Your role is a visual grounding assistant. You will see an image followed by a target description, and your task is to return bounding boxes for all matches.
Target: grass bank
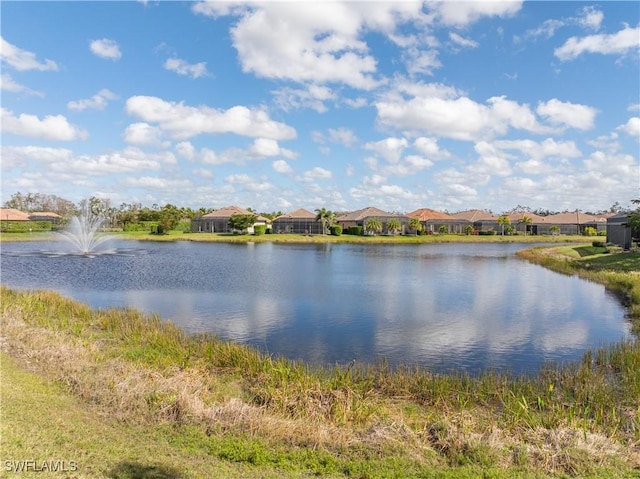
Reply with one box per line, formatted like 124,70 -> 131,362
1,230 -> 591,244
2,249 -> 639,479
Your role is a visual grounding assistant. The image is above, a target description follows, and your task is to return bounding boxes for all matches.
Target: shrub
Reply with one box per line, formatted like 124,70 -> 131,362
0,221 -> 52,233
478,230 -> 496,236
253,225 -> 266,236
330,225 -> 342,236
347,226 -> 363,236
592,240 -> 606,248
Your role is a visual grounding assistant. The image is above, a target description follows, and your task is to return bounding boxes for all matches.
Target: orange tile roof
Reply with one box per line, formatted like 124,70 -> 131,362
406,208 -> 454,221
0,208 -> 31,221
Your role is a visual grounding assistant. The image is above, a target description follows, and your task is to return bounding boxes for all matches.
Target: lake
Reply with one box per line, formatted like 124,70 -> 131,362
0,240 -> 631,375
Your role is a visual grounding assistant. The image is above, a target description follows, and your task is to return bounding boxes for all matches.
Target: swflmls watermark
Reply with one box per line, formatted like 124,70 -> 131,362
3,459 -> 78,472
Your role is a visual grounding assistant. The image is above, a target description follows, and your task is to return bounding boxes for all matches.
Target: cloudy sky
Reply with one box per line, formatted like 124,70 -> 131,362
1,1 -> 638,214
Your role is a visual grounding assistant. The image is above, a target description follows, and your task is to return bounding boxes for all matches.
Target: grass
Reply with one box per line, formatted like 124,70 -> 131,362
1,229 -> 592,244
2,253 -> 640,479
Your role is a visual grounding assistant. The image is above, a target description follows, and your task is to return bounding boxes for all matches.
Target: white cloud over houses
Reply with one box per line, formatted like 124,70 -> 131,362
164,57 -> 209,78
554,24 -> 640,61
125,96 -> 297,140
68,89 -> 117,111
90,39 -> 122,60
1,108 -> 87,141
0,37 -> 58,71
375,94 -> 556,141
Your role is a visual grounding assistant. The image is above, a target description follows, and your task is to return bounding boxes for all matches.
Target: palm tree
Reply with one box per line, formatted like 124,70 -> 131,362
364,218 -> 382,235
386,218 -> 402,235
408,218 -> 423,235
497,215 -> 511,236
438,225 -> 449,234
549,225 -> 560,236
464,224 -> 474,235
519,215 -> 532,236
314,208 -> 335,235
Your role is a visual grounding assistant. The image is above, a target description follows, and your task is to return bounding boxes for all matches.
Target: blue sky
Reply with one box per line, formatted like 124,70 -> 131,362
1,1 -> 639,214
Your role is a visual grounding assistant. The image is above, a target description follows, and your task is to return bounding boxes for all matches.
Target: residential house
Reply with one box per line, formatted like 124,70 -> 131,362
272,208 -> 323,234
536,211 -> 607,235
406,208 -> 460,234
505,212 -> 546,235
29,211 -> 63,226
191,206 -> 269,234
607,213 -> 637,249
450,210 -> 498,233
336,206 -> 409,234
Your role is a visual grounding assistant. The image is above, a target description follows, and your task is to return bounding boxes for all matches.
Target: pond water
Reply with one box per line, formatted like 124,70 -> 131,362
0,240 -> 631,375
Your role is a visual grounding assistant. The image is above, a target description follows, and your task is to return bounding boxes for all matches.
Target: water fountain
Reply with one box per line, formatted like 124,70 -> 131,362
57,209 -> 114,256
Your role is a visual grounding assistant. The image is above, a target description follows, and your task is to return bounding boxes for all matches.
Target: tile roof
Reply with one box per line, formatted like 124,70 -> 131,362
450,210 -> 497,221
406,208 -> 454,221
274,208 -> 317,220
0,208 -> 31,221
200,206 -> 268,222
506,211 -> 546,223
29,211 -> 62,218
336,206 -> 398,222
543,212 -> 599,224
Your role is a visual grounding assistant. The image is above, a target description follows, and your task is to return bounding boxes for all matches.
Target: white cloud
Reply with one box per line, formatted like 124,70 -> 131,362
0,37 -> 58,71
413,137 -> 450,159
164,57 -> 209,78
123,122 -> 167,147
365,137 -> 408,164
327,127 -> 358,147
628,104 -> 640,112
225,173 -> 274,192
272,85 -> 336,113
175,141 -> 196,160
449,32 -> 478,49
521,19 -> 565,40
123,176 -> 193,190
1,145 -> 167,176
375,94 -> 551,141
0,73 -> 43,96
430,1 -> 523,26
577,6 -> 604,31
554,24 -> 640,61
249,138 -> 296,159
194,2 -> 446,90
300,166 -> 333,182
536,99 -> 597,130
404,48 -> 442,76
617,117 -> 640,138
1,108 -> 87,141
89,38 -> 122,60
272,159 -> 294,174
125,95 -> 296,140
67,89 -> 117,111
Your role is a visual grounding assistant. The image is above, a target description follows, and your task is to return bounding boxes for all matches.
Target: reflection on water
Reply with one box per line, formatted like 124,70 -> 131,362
0,240 -> 631,374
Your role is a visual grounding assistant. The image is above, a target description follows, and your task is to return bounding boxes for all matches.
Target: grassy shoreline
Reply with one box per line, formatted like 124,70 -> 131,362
1,230 -> 592,244
1,243 -> 639,478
